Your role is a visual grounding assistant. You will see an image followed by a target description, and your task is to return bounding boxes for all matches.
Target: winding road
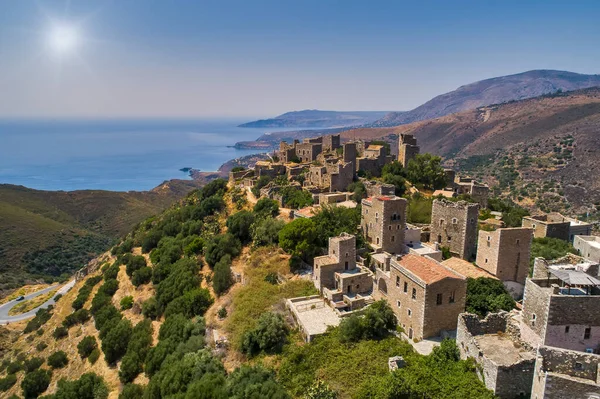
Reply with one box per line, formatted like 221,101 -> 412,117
0,280 -> 76,323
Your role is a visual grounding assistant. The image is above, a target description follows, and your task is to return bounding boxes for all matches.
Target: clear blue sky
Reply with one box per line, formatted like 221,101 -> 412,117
0,0 -> 598,118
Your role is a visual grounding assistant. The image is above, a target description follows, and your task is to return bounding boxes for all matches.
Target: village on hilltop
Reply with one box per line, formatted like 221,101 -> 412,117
229,132 -> 600,399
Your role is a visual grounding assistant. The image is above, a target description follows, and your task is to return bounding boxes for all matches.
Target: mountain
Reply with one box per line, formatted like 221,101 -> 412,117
372,70 -> 600,127
343,87 -> 600,214
239,110 -> 392,128
0,179 -> 203,293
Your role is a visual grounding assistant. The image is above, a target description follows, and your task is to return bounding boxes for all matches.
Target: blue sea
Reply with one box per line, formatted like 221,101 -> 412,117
0,119 -> 291,192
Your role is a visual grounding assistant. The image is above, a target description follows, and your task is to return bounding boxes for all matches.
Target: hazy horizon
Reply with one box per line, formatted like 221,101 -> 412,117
1,0 -> 599,118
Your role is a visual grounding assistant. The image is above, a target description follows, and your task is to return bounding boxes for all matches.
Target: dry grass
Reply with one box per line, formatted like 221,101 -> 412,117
8,289 -> 57,316
0,284 -> 51,305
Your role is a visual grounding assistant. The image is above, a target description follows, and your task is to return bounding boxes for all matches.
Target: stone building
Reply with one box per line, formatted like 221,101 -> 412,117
374,253 -> 466,340
456,312 -> 536,399
522,213 -> 592,242
313,233 -> 373,312
361,196 -> 408,255
522,269 -> 600,353
574,235 -> 600,263
322,134 -> 341,152
278,138 -> 322,163
531,345 -> 600,399
476,227 -> 533,298
531,253 -> 599,280
364,181 -> 395,197
430,199 -> 480,260
307,161 -> 354,192
342,142 -> 358,177
398,134 -> 420,167
452,176 -> 490,208
356,144 -> 391,177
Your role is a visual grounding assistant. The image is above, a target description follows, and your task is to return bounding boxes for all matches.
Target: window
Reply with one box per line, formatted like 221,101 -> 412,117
487,236 -> 491,241
389,226 -> 392,230
412,288 -> 417,300
470,218 -> 475,224
485,259 -> 488,263
376,237 -> 380,245
532,224 -> 536,229
531,313 -> 536,327
403,282 -> 408,293
565,326 -> 570,333
344,261 -> 349,270
396,300 -> 401,308
574,362 -> 583,371
447,236 -> 452,241
452,218 -> 458,224
436,293 -> 443,305
449,291 -> 455,303
391,235 -> 395,242
345,252 -> 349,258
439,219 -> 444,227
396,276 -> 400,287
584,327 -> 591,339
407,309 -> 412,317
516,239 -> 520,245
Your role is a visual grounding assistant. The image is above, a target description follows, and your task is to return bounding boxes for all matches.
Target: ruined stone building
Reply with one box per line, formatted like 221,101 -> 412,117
531,345 -> 600,399
522,213 -> 592,242
430,199 -> 480,260
364,181 -> 395,197
307,161 -> 354,192
398,134 -> 420,167
531,253 -> 599,280
313,233 -> 373,312
356,144 -> 391,177
278,134 -> 342,164
374,253 -> 466,340
342,142 -> 358,177
361,195 -> 408,255
321,134 -> 341,152
456,312 -> 536,399
574,235 -> 600,263
476,227 -> 533,298
452,176 -> 490,208
522,268 -> 600,353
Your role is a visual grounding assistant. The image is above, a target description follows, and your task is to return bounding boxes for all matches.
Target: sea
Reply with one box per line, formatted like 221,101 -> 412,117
0,119 -> 297,192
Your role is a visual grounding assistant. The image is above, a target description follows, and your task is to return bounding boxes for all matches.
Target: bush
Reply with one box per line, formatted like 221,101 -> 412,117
21,368 -> 52,399
120,296 -> 134,310
52,372 -> 108,399
241,312 -> 289,356
23,357 -> 44,373
77,336 -> 98,359
226,211 -> 255,243
164,288 -> 213,319
52,326 -> 69,340
6,361 -> 23,374
227,365 -> 290,399
204,233 -> 242,268
0,374 -> 17,392
466,277 -> 516,317
119,384 -> 145,399
63,308 -> 91,328
155,257 -> 202,311
278,218 -> 320,260
218,307 -> 228,319
131,266 -> 152,286
125,255 -> 147,277
253,198 -> 280,219
24,307 -> 53,334
48,351 -> 69,369
101,318 -> 132,364
142,297 -> 159,320
88,349 -> 100,365
36,342 -> 48,352
119,319 -> 153,383
99,278 -> 119,296
103,263 -> 120,280
213,255 -> 234,296
251,217 -> 285,247
339,300 -> 396,342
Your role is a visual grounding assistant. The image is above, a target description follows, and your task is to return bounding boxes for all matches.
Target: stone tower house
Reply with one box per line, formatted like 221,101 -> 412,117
430,199 -> 480,260
398,134 -> 420,167
361,196 -> 407,254
313,233 -> 357,292
476,227 -> 533,285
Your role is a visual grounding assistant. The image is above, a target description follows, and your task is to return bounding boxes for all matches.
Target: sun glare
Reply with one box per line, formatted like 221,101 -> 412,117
48,24 -> 80,55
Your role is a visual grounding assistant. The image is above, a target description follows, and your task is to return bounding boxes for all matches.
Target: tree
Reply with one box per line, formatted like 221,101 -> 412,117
78,336 -> 98,359
405,153 -> 447,190
347,181 -> 366,203
465,277 -> 515,317
227,211 -> 255,243
312,206 -> 361,246
430,338 -> 460,364
155,257 -> 202,310
280,186 -> 313,209
142,297 -> 159,320
132,266 -> 152,286
0,374 -> 17,392
382,161 -> 407,196
279,218 -> 320,260
21,368 -> 52,399
226,365 -> 290,399
251,217 -> 285,247
531,237 -> 577,269
126,255 -> 147,277
53,326 -> 68,340
102,318 -> 133,364
241,312 -> 289,356
253,198 -> 280,219
164,288 -> 213,318
339,300 -> 396,342
23,357 -> 44,373
213,255 -> 234,296
48,351 -> 69,369
119,384 -> 145,399
52,372 -> 108,399
204,234 -> 242,268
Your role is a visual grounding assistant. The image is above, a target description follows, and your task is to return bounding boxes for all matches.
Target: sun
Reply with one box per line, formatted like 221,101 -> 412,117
48,24 -> 80,55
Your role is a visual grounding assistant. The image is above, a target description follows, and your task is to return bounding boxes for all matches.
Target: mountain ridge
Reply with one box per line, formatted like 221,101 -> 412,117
239,109 -> 392,128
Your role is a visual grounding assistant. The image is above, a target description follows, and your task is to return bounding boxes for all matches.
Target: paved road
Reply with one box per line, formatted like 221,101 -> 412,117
0,280 -> 76,323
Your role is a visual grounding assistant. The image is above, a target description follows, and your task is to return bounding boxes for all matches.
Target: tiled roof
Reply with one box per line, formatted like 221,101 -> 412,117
395,254 -> 464,284
442,258 -> 498,280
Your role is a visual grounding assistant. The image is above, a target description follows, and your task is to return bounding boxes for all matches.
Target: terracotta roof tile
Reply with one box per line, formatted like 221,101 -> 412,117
441,258 -> 498,280
395,254 -> 464,284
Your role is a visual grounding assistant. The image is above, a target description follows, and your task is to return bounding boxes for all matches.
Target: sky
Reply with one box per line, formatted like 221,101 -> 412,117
0,0 -> 599,118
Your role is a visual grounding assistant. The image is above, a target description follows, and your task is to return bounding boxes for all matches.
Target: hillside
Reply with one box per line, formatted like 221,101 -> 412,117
372,70 -> 600,127
343,87 -> 600,215
0,179 -> 203,293
239,110 -> 391,128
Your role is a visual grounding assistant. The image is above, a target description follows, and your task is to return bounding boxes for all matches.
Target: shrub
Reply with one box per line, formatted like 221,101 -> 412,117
77,336 -> 98,359
6,361 -> 23,374
241,312 -> 289,356
253,197 -> 280,219
52,372 -> 108,399
120,296 -> 134,310
119,319 -> 153,383
339,300 -> 396,342
164,288 -> 213,318
213,255 -> 233,296
279,218 -> 320,260
466,277 -> 515,317
102,318 -> 132,364
251,217 -> 285,247
48,351 -> 69,369
21,368 -> 52,399
131,266 -> 152,286
88,349 -> 101,365
126,255 -> 147,277
103,263 -> 120,280
23,357 -> 44,373
119,384 -> 145,399
24,307 -> 53,334
217,307 -> 228,319
226,211 -> 255,243
0,374 -> 17,392
63,308 -> 91,328
53,326 -> 68,340
142,297 -> 159,320
99,278 -> 119,296
204,233 -> 242,267
36,342 -> 48,352
227,365 -> 290,399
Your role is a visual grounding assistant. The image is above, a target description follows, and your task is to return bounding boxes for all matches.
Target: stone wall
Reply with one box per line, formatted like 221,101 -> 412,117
574,236 -> 600,263
522,278 -> 553,341
522,216 -> 570,241
430,199 -> 479,260
364,181 -> 395,197
361,196 -> 407,254
421,276 -> 467,338
313,234 -> 356,292
398,134 -> 420,167
476,227 -> 533,285
322,134 -> 341,152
